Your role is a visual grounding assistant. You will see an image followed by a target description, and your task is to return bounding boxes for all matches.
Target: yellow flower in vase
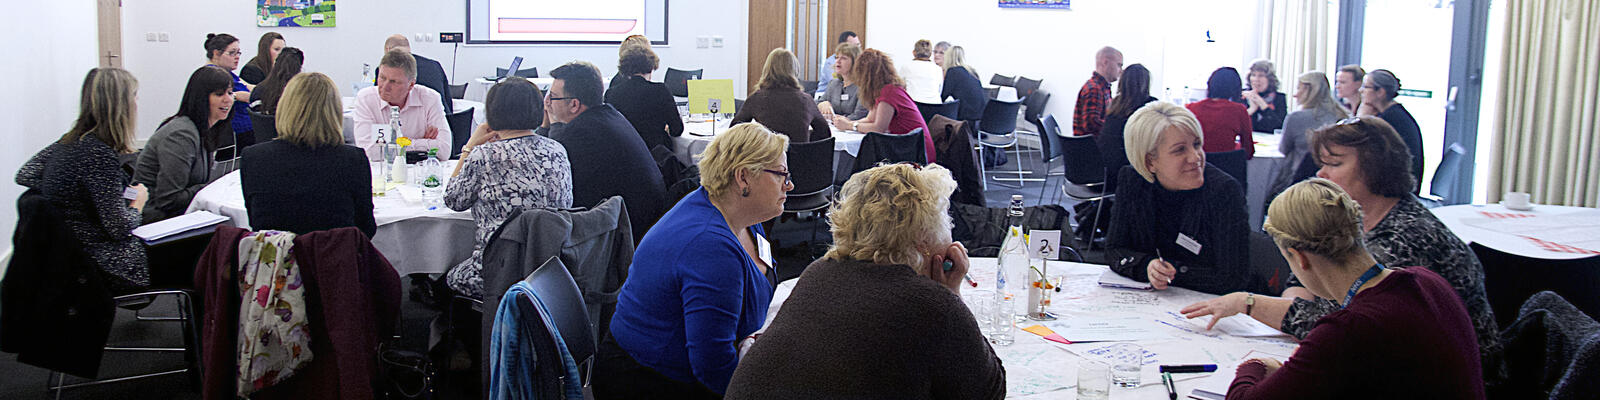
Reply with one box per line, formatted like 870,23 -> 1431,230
396,137 -> 413,148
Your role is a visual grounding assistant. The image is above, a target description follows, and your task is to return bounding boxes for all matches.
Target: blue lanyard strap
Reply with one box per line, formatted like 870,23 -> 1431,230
1342,264 -> 1386,308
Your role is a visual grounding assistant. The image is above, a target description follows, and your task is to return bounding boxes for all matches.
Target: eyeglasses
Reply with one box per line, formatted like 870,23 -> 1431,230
545,96 -> 575,102
224,50 -> 242,56
762,169 -> 791,185
1335,117 -> 1364,126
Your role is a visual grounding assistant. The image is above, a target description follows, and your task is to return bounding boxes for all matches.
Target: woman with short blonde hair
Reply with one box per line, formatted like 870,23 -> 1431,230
599,122 -> 792,399
732,49 -> 832,142
1105,101 -> 1251,295
726,163 -> 1004,399
1202,178 -> 1486,398
240,71 -> 377,238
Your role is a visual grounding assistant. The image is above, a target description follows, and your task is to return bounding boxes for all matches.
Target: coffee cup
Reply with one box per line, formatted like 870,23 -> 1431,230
1503,192 -> 1532,210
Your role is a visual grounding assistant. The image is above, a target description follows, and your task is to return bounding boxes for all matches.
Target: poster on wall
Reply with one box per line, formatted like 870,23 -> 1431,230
257,0 -> 337,27
999,0 -> 1070,10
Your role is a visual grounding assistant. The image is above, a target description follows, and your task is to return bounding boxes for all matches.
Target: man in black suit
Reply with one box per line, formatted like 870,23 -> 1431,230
546,61 -> 666,240
382,34 -> 453,114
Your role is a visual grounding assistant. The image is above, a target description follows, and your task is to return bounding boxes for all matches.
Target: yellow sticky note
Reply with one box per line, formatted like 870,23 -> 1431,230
1022,324 -> 1056,337
687,79 -> 736,114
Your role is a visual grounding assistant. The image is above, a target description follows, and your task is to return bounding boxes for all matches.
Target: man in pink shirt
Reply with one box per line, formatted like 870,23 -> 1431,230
352,48 -> 451,160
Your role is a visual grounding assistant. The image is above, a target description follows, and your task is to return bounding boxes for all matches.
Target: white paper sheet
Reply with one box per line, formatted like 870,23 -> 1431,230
1098,269 -> 1154,290
1188,350 -> 1291,400
132,210 -> 228,241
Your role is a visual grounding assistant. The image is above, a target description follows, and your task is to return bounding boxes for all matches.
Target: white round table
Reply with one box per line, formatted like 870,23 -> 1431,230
340,98 -> 485,146
465,77 -> 554,103
186,164 -> 477,276
1431,203 -> 1600,260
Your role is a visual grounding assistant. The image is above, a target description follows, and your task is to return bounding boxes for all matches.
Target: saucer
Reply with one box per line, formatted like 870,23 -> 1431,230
1500,201 -> 1535,211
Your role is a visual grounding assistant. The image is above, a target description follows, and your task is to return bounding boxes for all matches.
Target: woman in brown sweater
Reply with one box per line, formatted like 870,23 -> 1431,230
732,48 -> 832,143
725,163 -> 1005,399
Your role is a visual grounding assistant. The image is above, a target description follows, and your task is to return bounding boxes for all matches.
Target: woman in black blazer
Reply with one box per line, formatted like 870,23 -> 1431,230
240,72 -> 376,238
605,45 -> 683,152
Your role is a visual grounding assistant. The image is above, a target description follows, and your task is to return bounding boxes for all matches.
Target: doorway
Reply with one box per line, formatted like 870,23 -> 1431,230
98,0 -> 122,68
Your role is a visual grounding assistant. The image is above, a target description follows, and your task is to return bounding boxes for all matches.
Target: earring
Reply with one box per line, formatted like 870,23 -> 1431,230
741,188 -> 750,197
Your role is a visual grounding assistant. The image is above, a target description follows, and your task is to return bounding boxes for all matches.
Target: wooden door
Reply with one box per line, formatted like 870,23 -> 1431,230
97,0 -> 122,68
747,0 -> 787,94
827,0 -> 867,50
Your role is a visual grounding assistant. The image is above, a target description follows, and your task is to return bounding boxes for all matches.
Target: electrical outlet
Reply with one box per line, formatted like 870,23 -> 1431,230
697,36 -> 709,49
158,32 -> 169,42
712,36 -> 724,48
145,32 -> 156,42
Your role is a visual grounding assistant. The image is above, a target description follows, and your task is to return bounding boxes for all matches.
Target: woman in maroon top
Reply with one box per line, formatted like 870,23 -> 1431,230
833,48 -> 935,163
1224,178 -> 1484,400
1186,67 -> 1254,158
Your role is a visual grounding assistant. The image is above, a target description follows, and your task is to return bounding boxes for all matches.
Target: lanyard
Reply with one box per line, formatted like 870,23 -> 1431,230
1342,264 -> 1386,308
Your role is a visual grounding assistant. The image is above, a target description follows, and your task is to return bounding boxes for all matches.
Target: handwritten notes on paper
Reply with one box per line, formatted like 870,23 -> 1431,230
1109,291 -> 1159,305
1043,316 -> 1169,342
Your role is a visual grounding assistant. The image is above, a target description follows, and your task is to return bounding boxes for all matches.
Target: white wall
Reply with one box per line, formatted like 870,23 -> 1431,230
0,1 -> 101,252
121,0 -> 749,138
866,0 -> 1258,128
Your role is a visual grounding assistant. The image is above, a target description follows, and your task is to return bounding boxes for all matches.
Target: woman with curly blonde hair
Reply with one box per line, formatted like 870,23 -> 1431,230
726,163 -> 1005,399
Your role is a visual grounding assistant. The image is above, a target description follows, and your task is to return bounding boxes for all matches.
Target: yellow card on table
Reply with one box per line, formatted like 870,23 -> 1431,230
1022,324 -> 1056,337
687,79 -> 736,114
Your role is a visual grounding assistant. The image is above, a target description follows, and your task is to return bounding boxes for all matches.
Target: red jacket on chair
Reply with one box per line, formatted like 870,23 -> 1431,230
195,225 -> 401,400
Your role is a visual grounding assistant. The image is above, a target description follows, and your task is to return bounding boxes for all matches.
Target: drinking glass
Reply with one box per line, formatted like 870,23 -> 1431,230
1077,361 -> 1111,400
1109,343 -> 1144,387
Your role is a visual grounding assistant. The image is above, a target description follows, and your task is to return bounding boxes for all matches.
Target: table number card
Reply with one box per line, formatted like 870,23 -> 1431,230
1030,230 -> 1062,260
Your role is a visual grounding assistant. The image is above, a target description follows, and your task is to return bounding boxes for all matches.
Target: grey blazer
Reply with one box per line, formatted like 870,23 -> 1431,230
134,116 -> 216,223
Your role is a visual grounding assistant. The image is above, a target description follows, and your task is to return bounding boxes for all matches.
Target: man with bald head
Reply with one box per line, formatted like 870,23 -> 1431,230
381,34 -> 453,114
1072,46 -> 1123,137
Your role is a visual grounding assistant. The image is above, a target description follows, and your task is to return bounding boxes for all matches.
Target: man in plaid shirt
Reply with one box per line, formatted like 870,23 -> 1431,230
1073,46 -> 1123,136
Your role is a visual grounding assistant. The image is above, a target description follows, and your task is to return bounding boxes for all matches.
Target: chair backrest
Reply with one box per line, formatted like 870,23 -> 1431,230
248,108 -> 279,144
915,100 -> 960,124
984,86 -> 1000,100
1059,134 -> 1106,185
787,137 -> 836,196
1248,230 -> 1291,294
1430,142 -> 1467,202
664,68 -> 702,97
978,98 -> 1023,135
498,67 -> 539,79
1473,242 -> 1600,328
1043,114 -> 1063,138
851,129 -> 927,174
519,255 -> 597,383
448,83 -> 467,100
1206,149 -> 1248,189
446,107 -> 474,159
989,74 -> 1015,87
1014,76 -> 1043,100
800,79 -> 819,96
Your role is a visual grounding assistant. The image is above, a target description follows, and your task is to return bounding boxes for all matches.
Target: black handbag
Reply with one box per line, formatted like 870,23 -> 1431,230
378,345 -> 436,400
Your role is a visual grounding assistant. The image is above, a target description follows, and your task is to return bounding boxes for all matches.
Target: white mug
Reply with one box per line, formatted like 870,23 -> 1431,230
1504,192 -> 1532,208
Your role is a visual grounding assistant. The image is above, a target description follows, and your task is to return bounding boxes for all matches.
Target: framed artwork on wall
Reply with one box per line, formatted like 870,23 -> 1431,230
258,0 -> 337,27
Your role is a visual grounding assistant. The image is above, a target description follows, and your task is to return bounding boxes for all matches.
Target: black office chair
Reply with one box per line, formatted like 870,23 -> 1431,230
249,108 -> 278,144
505,256 -> 597,391
989,74 -> 1016,87
1419,143 -> 1468,208
851,129 -> 927,174
447,107 -> 474,159
1206,149 -> 1249,190
977,98 -> 1030,188
915,100 -> 960,124
1473,242 -> 1600,328
497,67 -> 539,79
1037,114 -> 1066,202
448,83 -> 468,100
664,68 -> 702,98
1249,230 -> 1292,294
1056,135 -> 1113,249
1014,76 -> 1043,100
778,137 -> 836,279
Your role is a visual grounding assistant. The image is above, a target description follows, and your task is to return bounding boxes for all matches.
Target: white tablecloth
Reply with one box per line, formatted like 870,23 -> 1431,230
765,259 -> 1299,399
1431,204 -> 1600,260
340,98 -> 485,147
673,117 -> 864,167
465,77 -> 554,103
186,164 -> 477,276
1246,133 -> 1285,230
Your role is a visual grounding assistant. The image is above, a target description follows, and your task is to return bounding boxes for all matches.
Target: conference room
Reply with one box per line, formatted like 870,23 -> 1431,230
3,0 -> 1598,398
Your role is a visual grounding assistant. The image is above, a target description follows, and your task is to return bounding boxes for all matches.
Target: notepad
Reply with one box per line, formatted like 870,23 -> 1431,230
133,211 -> 228,243
1098,269 -> 1153,290
1187,350 -> 1290,400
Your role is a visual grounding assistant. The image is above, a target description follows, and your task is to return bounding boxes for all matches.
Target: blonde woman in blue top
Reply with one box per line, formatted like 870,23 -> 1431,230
596,122 -> 792,399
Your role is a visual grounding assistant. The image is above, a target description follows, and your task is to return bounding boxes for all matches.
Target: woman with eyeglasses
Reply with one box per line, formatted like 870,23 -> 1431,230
202,33 -> 255,150
725,163 -> 1004,399
597,122 -> 792,399
1180,116 -> 1502,387
134,66 -> 235,224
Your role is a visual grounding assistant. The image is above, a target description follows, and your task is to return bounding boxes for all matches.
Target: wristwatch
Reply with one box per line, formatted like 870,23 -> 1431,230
1244,293 -> 1255,316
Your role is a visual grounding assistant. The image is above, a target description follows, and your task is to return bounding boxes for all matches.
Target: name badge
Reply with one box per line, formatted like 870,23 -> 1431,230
756,232 -> 774,268
840,94 -> 850,101
1176,233 -> 1202,255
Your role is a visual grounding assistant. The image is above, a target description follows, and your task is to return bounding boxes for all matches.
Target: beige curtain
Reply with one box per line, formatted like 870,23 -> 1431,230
1254,0 -> 1332,110
1490,0 -> 1600,207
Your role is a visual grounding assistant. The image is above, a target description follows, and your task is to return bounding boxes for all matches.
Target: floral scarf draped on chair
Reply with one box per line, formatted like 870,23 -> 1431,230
236,230 -> 312,396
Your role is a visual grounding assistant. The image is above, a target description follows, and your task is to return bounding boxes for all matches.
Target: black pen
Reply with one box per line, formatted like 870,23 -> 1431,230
1162,371 -> 1176,400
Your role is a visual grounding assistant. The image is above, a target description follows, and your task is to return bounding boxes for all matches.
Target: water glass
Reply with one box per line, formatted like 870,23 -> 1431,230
964,290 -> 995,336
990,295 -> 1016,346
1109,343 -> 1144,387
370,161 -> 388,196
1077,361 -> 1111,400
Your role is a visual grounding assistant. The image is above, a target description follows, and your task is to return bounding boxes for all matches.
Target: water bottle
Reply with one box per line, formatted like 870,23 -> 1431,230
990,194 -> 1027,346
387,106 -> 408,183
420,148 -> 444,209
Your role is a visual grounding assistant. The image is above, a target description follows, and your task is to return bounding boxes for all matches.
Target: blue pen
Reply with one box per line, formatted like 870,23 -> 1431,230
1159,364 -> 1219,373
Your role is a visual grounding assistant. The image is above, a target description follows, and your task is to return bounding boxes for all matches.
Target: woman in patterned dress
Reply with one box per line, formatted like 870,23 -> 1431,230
442,76 -> 574,299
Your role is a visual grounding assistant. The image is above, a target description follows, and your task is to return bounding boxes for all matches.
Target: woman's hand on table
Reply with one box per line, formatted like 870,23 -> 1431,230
1179,292 -> 1249,330
128,184 -> 148,211
1246,357 -> 1283,377
1146,259 -> 1176,290
831,115 -> 854,131
926,242 -> 970,294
